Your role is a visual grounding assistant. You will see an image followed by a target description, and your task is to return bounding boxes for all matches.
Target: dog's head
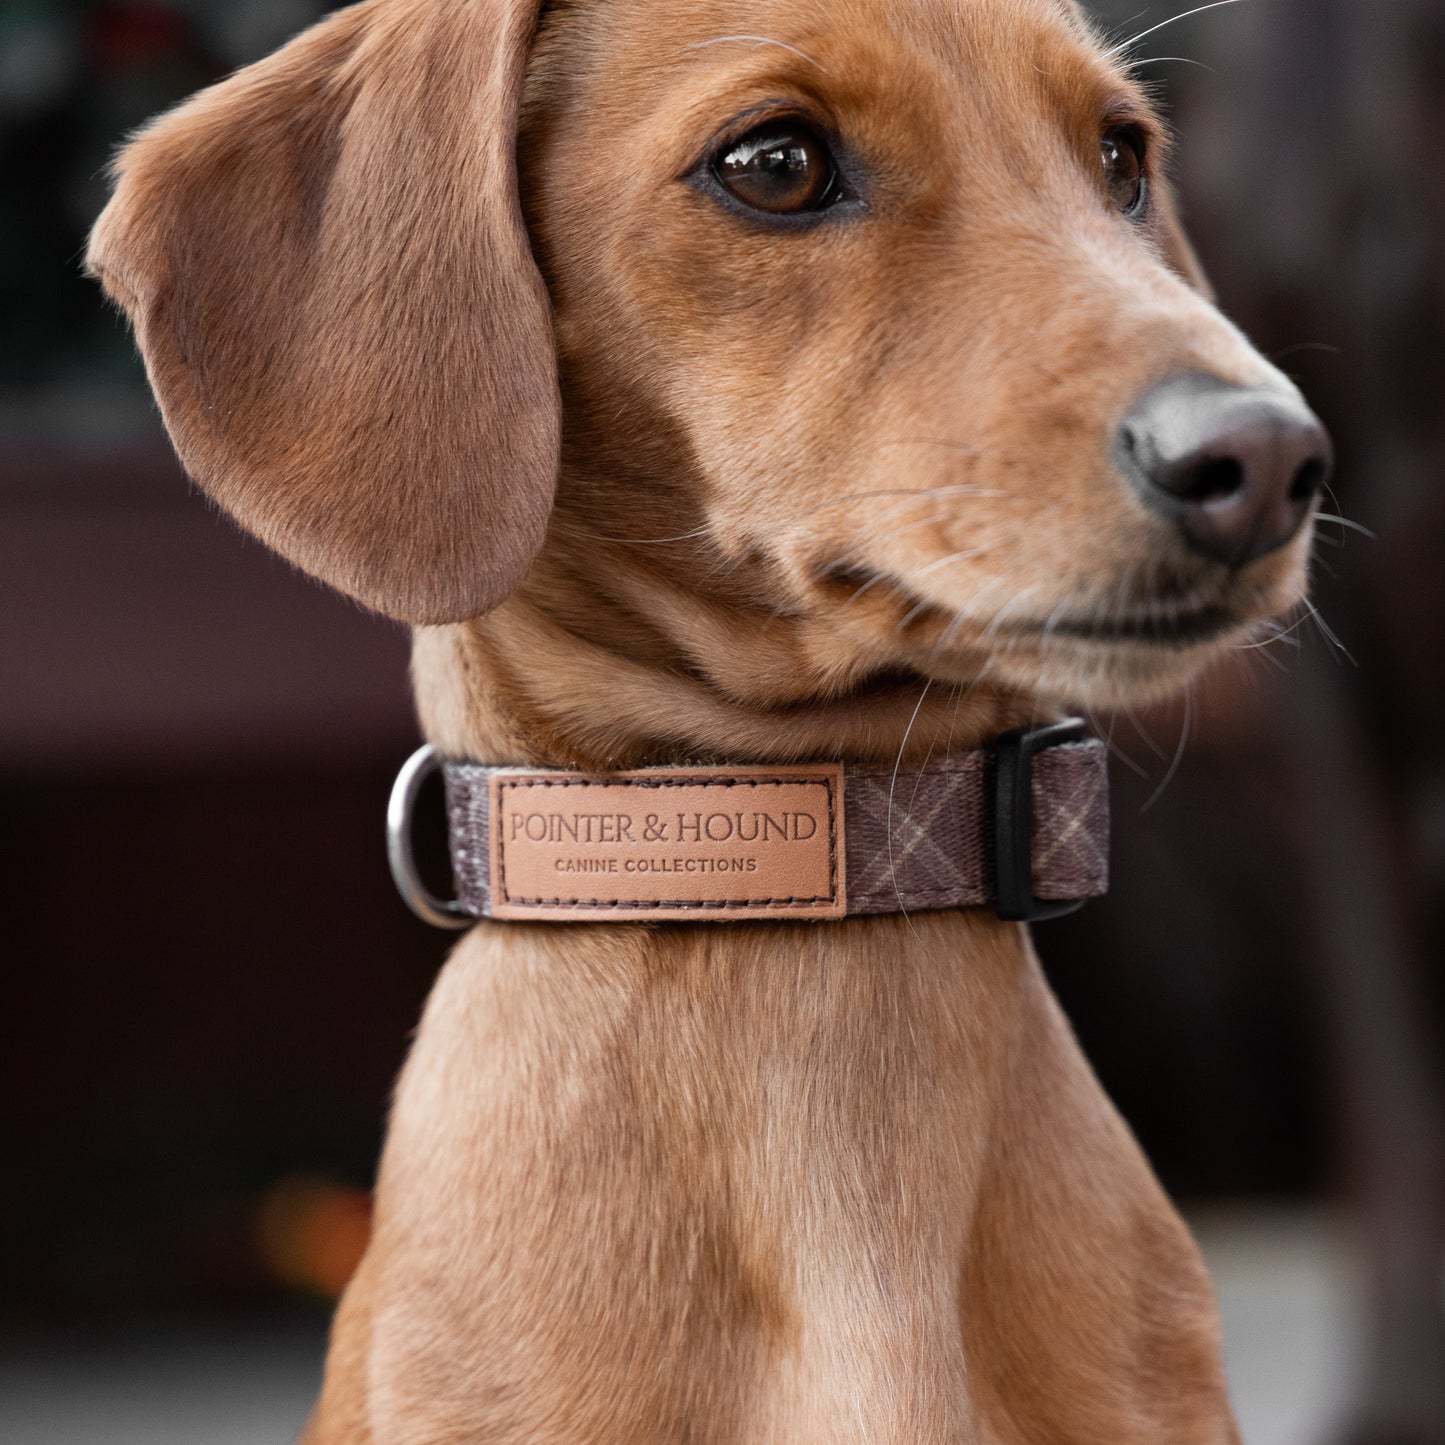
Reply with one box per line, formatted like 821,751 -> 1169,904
89,0 -> 1329,733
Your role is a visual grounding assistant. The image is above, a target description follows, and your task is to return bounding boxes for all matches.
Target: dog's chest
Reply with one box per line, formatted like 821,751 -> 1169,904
361,916 -> 1020,1436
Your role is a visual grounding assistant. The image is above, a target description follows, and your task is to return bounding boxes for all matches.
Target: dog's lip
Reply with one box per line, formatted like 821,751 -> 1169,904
812,560 -> 1246,648
1041,603 -> 1240,646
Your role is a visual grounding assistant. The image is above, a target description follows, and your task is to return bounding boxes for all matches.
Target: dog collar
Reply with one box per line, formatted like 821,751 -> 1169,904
388,720 -> 1108,929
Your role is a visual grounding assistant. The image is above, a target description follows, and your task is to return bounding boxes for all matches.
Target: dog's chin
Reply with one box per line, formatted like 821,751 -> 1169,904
957,623 -> 1251,711
897,589 -> 1308,711
806,546 -> 1311,714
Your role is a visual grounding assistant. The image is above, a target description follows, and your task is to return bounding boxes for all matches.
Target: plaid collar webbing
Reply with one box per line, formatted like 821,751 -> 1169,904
387,721 -> 1108,929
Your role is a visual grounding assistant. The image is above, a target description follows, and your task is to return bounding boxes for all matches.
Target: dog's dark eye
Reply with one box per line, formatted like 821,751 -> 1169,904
1101,128 -> 1147,216
715,124 -> 839,215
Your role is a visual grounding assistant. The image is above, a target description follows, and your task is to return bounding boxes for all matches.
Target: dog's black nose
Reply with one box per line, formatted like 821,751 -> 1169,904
1119,375 -> 1332,568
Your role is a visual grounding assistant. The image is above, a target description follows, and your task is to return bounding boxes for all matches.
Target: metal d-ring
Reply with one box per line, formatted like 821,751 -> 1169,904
386,744 -> 472,930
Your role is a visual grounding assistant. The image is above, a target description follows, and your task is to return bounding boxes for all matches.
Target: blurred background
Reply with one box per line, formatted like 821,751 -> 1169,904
1,1 -> 1442,1442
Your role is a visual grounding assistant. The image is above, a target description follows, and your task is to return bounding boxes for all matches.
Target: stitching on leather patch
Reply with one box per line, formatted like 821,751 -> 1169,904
488,767 -> 846,922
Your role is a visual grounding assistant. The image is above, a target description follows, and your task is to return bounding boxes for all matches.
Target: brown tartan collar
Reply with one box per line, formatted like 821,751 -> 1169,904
387,721 -> 1108,930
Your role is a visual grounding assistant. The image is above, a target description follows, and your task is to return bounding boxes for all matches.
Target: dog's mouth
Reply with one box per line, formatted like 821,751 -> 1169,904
814,561 -> 1249,652
803,552 -> 1297,708
1038,604 -> 1240,647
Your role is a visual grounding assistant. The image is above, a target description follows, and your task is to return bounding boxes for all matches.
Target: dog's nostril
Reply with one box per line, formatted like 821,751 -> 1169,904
1183,456 -> 1246,505
1289,455 -> 1329,504
1120,375 -> 1333,569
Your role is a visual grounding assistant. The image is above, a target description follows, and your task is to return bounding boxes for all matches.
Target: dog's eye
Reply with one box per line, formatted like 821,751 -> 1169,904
1101,128 -> 1147,217
715,124 -> 839,215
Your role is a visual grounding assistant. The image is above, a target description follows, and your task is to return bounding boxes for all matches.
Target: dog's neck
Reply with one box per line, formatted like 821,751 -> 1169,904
412,607 -> 1034,771
413,535 -> 1038,772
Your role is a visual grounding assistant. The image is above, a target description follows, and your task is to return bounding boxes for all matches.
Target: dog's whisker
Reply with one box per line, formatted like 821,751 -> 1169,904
683,35 -> 828,72
1258,617 -> 1305,655
1236,612 -> 1307,652
1084,704 -> 1152,781
1313,512 -> 1377,541
888,550 -> 987,626
1127,696 -> 1173,768
967,590 -> 1018,659
1269,340 -> 1344,363
923,572 -> 1012,667
908,683 -> 952,818
967,582 -> 1047,687
1141,684 -> 1192,813
1251,636 -> 1293,673
981,584 -> 1040,649
944,681 -> 968,757
841,572 -> 893,609
835,536 -> 997,614
906,548 -> 985,585
926,600 -> 978,663
887,680 -> 933,923
1107,556 -> 1140,646
1104,0 -> 1251,60
1127,55 -> 1214,71
1038,592 -> 1074,655
1303,600 -> 1356,666
897,597 -> 936,630
1105,8 -> 1154,43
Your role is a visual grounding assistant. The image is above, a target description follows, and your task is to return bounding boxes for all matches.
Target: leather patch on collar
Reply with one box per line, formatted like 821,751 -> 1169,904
486,766 -> 847,921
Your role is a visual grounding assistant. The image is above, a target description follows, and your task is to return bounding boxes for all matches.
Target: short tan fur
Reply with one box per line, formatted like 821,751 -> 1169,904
90,0 -> 1317,1438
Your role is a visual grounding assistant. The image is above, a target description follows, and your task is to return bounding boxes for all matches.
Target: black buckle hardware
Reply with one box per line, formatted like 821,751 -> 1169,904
993,717 -> 1090,924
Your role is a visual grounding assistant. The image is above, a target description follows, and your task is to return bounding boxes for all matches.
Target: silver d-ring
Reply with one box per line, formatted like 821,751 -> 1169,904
386,744 -> 472,930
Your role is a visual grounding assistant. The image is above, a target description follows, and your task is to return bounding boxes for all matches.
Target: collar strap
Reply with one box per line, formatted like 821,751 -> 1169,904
387,720 -> 1108,930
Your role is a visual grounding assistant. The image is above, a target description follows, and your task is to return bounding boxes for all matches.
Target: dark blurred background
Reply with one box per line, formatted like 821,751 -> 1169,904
1,2 -> 1442,1441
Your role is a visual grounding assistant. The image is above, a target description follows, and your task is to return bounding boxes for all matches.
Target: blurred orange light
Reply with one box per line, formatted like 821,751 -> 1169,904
256,1174 -> 372,1299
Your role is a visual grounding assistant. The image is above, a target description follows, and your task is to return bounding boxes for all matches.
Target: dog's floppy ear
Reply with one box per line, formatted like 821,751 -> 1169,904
86,0 -> 556,624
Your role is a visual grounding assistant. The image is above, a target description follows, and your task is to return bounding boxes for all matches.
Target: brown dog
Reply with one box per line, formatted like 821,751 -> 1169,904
89,0 -> 1331,1438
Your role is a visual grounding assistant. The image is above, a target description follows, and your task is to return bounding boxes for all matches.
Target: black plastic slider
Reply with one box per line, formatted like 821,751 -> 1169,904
993,718 -> 1091,923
